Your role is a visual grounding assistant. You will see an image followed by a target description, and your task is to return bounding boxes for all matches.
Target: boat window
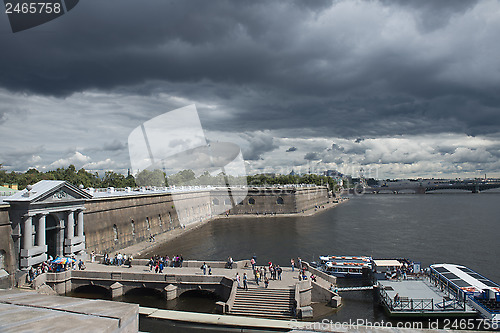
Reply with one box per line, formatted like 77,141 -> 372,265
442,273 -> 460,280
433,267 -> 449,273
453,279 -> 472,288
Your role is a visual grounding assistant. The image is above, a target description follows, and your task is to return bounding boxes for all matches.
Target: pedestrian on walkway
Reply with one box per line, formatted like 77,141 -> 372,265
201,262 -> 207,275
264,276 -> 269,288
277,265 -> 282,280
250,257 -> 256,271
255,270 -> 260,285
235,273 -> 241,288
208,266 -> 212,275
243,273 -> 248,290
291,258 -> 295,272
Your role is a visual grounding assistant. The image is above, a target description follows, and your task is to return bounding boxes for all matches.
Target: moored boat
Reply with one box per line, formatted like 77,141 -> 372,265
318,255 -> 372,278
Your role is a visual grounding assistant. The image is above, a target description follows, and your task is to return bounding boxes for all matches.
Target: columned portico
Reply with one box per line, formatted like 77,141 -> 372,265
6,181 -> 92,269
64,209 -> 85,257
20,214 -> 48,268
37,214 -> 46,248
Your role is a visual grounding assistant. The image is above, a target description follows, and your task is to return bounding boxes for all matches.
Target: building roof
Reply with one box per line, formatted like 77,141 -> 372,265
5,180 -> 92,203
373,259 -> 403,267
0,185 -> 18,195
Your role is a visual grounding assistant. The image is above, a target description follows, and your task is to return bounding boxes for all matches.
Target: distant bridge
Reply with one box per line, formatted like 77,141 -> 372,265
365,180 -> 500,194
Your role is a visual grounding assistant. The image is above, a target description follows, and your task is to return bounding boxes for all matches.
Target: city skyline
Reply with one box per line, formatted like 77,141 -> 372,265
1,0 -> 500,179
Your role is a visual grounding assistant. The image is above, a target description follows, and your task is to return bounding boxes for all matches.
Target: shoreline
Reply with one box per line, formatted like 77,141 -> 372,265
112,197 -> 348,259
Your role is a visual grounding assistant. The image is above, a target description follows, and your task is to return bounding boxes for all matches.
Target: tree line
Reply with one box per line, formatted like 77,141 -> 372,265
0,164 -> 339,191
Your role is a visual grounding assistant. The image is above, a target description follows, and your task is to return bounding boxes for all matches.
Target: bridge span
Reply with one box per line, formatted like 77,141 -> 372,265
365,180 -> 500,194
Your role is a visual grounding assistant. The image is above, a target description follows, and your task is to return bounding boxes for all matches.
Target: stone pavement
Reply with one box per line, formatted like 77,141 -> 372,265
84,261 -> 306,289
0,289 -> 138,333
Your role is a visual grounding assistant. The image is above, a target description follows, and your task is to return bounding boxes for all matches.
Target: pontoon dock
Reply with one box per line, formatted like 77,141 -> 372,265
378,278 -> 477,317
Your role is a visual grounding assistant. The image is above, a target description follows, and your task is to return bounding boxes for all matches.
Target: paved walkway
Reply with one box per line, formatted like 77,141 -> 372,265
84,262 -> 310,289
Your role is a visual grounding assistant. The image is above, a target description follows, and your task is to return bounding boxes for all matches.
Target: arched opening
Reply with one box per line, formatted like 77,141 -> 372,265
121,287 -> 164,308
248,197 -> 255,205
224,198 -> 231,205
45,214 -> 59,259
72,285 -> 111,300
175,289 -> 222,313
179,289 -> 221,300
113,224 -> 118,241
158,214 -> 162,227
276,197 -> 284,205
131,220 -> 135,236
146,217 -> 150,230
212,198 -> 219,205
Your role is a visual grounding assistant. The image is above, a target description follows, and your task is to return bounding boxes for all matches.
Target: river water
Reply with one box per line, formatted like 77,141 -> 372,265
142,192 -> 500,326
73,192 -> 500,331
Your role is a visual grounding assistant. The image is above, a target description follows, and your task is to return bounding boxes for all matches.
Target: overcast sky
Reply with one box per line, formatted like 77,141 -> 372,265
1,0 -> 500,179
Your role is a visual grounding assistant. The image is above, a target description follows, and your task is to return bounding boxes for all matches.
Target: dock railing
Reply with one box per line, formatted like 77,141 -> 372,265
379,287 -> 466,312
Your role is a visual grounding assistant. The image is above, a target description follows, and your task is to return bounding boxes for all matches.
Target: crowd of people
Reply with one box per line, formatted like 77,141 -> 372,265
148,254 -> 184,273
26,256 -> 86,284
103,252 -> 133,267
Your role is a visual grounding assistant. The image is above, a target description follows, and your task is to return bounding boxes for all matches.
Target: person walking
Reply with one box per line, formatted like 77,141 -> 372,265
291,258 -> 295,272
208,266 -> 212,275
250,257 -> 256,271
201,262 -> 207,275
264,276 -> 269,288
255,270 -> 260,285
236,273 -> 241,288
277,265 -> 282,280
243,273 -> 248,290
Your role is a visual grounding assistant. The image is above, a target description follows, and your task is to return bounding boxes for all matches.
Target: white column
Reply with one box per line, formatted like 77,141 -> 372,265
37,214 -> 46,247
77,210 -> 84,238
23,215 -> 33,250
66,211 -> 74,239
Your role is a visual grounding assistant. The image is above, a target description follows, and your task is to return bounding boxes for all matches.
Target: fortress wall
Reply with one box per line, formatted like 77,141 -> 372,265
294,186 -> 329,212
0,205 -> 16,288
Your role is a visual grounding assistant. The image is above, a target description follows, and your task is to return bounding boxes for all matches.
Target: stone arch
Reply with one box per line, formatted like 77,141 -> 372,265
73,284 -> 111,299
179,288 -> 222,301
248,197 -> 255,205
224,198 -> 231,205
131,220 -> 135,236
212,198 -> 219,205
276,197 -> 284,205
125,287 -> 163,297
146,217 -> 150,230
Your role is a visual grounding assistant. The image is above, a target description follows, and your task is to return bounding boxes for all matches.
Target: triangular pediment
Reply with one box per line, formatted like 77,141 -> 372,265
5,180 -> 92,204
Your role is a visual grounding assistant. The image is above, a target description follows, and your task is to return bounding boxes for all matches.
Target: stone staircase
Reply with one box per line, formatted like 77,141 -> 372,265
229,287 -> 295,319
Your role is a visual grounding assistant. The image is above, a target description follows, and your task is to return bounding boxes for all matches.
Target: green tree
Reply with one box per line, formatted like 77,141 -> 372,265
136,169 -> 166,187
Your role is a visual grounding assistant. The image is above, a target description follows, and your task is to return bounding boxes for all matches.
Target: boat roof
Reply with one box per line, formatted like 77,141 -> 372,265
430,263 -> 500,292
373,259 -> 403,267
326,261 -> 370,268
319,255 -> 371,261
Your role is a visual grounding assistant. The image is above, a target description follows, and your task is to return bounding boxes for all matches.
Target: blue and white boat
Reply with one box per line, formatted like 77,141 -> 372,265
318,255 -> 372,278
430,264 -> 500,324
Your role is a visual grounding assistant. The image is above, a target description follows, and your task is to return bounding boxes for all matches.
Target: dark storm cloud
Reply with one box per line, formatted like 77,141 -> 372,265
381,0 -> 479,32
304,152 -> 320,161
0,0 -> 499,141
286,147 -> 297,152
103,140 -> 126,152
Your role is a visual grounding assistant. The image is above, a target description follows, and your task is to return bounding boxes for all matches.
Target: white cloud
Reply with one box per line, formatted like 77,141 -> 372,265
50,152 -> 91,169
